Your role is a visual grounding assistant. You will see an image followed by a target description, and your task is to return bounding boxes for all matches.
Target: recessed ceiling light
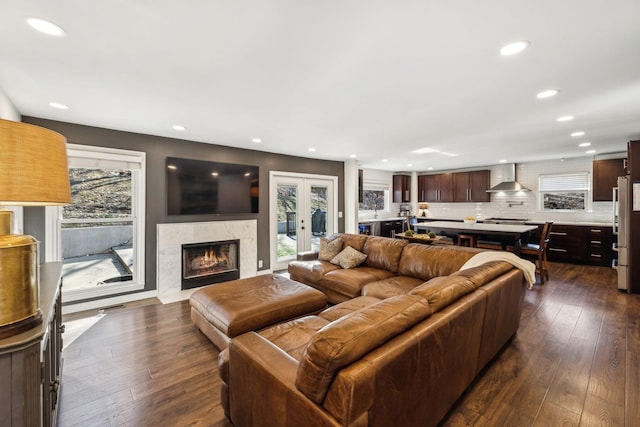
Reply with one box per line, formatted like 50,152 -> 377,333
172,125 -> 186,131
499,159 -> 507,163
427,167 -> 434,171
557,115 -> 575,122
536,89 -> 559,99
381,159 -> 388,163
49,102 -> 68,110
251,138 -> 262,143
500,41 -> 529,56
407,163 -> 413,167
167,165 -> 177,170
308,148 -> 316,152
571,131 -> 585,137
212,172 -> 219,176
579,142 -> 591,147
440,152 -> 458,157
586,149 -> 596,154
27,17 -> 66,37
349,154 -> 357,158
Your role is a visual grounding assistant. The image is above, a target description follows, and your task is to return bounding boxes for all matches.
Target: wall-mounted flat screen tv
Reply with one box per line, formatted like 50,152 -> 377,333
167,157 -> 259,215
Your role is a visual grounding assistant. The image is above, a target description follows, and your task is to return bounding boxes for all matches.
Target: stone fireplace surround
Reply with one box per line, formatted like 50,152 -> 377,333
157,220 -> 257,303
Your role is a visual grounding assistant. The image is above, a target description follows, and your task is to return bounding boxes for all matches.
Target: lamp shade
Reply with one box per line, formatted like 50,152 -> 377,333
0,119 -> 71,206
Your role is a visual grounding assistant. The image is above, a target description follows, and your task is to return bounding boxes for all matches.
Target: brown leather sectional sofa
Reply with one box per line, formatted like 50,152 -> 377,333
220,233 -> 527,427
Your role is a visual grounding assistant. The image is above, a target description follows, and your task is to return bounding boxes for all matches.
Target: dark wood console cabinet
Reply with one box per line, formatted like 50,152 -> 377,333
0,262 -> 64,426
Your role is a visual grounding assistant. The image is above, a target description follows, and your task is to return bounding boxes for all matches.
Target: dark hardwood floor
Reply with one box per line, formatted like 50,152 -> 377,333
59,262 -> 639,426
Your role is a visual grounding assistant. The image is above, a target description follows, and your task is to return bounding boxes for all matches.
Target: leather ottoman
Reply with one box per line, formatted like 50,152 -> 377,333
190,274 -> 328,350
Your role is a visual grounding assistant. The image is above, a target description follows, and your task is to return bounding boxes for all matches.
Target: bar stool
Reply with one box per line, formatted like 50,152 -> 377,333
457,234 -> 477,247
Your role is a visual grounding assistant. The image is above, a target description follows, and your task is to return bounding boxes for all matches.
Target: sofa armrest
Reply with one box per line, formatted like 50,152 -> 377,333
298,251 -> 319,261
229,332 -> 344,427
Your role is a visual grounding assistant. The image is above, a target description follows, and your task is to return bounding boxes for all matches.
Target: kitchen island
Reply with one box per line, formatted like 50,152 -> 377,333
414,220 -> 538,255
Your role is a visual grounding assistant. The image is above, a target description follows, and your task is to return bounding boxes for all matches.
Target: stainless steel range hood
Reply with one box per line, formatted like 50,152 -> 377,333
486,163 -> 531,192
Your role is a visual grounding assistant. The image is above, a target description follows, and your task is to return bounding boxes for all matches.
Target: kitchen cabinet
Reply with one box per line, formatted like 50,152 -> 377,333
358,219 -> 405,237
422,173 -> 453,202
547,225 -> 585,263
393,175 -> 411,203
585,226 -> 613,266
452,170 -> 490,202
417,175 -> 426,202
380,219 -> 406,238
0,262 -> 63,427
593,158 -> 626,201
546,224 -> 613,266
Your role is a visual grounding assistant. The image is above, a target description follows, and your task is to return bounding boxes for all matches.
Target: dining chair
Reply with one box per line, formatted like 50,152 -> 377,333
520,221 -> 553,284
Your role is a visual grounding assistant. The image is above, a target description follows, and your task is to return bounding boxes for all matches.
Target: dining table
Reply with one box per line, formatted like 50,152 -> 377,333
413,220 -> 539,255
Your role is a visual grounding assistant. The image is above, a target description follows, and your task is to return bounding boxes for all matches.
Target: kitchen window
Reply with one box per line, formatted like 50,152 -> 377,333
359,183 -> 389,214
539,172 -> 590,211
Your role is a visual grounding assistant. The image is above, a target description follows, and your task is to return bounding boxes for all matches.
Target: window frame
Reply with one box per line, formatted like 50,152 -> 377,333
539,171 -> 591,212
47,144 -> 146,302
359,181 -> 390,214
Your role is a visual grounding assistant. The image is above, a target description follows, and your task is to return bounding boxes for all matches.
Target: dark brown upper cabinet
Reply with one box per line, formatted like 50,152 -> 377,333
453,170 -> 490,202
393,174 -> 411,203
420,173 -> 453,202
593,158 -> 626,201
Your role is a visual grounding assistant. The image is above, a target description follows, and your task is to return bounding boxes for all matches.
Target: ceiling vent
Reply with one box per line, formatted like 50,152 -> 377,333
486,164 -> 531,192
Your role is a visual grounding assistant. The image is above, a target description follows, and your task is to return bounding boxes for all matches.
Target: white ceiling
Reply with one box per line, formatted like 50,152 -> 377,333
1,1 -> 639,172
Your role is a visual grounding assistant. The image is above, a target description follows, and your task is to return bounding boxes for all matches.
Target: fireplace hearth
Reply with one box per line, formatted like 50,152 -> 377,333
182,239 -> 240,290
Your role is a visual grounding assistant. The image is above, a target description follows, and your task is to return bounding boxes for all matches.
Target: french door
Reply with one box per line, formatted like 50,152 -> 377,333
270,172 -> 337,271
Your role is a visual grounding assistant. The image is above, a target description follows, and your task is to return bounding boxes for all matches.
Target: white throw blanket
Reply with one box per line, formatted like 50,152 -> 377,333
460,251 -> 537,289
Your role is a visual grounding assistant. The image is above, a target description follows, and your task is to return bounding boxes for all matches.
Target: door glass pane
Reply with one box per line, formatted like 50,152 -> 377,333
277,183 -> 298,263
61,168 -> 134,290
310,185 -> 328,252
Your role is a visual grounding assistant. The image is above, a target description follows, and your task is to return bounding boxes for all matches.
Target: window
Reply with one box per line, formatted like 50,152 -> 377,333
50,144 -> 146,302
359,183 -> 389,214
539,172 -> 590,211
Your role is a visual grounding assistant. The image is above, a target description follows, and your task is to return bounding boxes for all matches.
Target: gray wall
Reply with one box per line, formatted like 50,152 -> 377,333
24,117 -> 345,299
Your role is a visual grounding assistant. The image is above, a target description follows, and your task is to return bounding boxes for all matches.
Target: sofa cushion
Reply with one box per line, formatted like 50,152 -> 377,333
319,267 -> 395,300
259,315 -> 331,361
330,246 -> 368,269
296,295 -> 432,404
362,236 -> 408,273
398,244 -> 481,281
333,233 -> 368,253
409,275 -> 477,312
318,237 -> 343,261
362,275 -> 425,299
452,260 -> 513,286
288,259 -> 340,285
318,296 -> 382,322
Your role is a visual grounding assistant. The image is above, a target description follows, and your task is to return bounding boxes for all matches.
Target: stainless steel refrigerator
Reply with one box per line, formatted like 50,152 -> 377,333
613,175 -> 630,291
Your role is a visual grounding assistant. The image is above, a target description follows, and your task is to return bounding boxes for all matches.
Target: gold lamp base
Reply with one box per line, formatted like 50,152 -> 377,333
0,233 -> 41,339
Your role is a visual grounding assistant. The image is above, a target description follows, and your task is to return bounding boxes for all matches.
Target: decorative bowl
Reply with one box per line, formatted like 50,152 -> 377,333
463,218 -> 476,224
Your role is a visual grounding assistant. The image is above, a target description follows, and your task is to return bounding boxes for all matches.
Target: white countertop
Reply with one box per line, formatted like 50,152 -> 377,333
415,221 -> 538,234
358,217 -> 408,222
421,218 -> 613,228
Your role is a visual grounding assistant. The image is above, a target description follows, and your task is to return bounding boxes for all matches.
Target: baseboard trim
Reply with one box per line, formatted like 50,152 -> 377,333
62,290 -> 158,315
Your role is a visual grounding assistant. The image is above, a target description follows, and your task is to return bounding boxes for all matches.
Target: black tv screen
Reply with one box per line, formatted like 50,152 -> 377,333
167,157 -> 259,215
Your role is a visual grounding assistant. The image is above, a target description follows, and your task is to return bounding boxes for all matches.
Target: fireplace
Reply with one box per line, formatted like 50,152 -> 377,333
182,239 -> 240,290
